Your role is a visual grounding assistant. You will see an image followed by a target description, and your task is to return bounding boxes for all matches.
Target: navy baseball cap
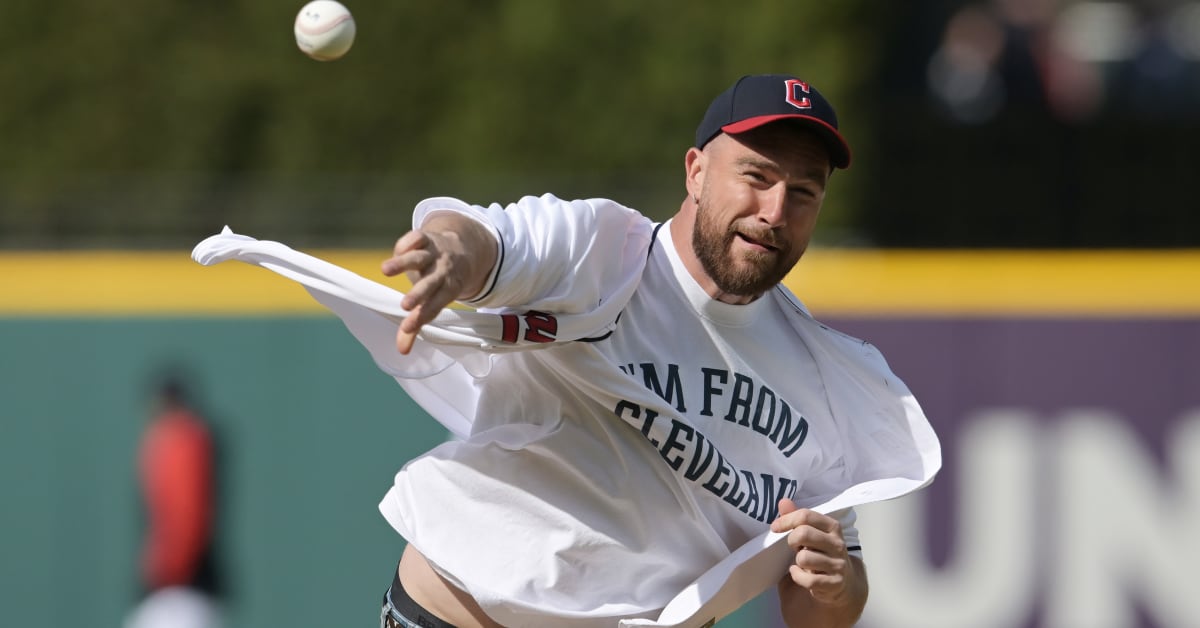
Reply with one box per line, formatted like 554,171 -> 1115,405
695,74 -> 851,169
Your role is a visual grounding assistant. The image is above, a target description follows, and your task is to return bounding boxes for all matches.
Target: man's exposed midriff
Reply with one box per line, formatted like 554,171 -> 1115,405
398,544 -> 505,628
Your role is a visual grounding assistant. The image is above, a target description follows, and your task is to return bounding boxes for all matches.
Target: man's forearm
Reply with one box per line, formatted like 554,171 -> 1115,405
777,555 -> 868,628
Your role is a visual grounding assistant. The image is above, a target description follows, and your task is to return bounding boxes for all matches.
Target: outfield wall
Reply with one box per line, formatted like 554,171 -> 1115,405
1,249 -> 1196,628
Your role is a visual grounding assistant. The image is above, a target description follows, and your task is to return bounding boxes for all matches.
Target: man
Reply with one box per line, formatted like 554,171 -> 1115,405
371,74 -> 933,627
192,73 -> 937,628
127,376 -> 225,628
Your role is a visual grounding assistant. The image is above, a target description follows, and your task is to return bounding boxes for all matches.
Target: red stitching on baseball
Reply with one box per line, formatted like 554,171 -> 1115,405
295,14 -> 352,37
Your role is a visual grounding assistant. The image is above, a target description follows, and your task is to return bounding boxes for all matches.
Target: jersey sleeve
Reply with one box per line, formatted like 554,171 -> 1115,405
413,193 -> 654,313
826,507 -> 863,558
796,456 -> 863,557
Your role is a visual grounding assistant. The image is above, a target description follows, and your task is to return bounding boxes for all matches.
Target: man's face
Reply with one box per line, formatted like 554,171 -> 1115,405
690,124 -> 831,299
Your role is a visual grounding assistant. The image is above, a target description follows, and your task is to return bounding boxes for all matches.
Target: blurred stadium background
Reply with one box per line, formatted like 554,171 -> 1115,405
1,1 -> 1198,626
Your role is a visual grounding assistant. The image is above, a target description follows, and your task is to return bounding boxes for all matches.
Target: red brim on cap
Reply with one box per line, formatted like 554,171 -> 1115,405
722,114 -> 852,169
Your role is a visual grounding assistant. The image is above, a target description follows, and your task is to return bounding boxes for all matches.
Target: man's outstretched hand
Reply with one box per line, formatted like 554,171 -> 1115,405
381,213 -> 497,354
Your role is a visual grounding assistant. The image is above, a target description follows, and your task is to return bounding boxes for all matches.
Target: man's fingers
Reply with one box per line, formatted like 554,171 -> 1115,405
771,504 -> 821,532
395,303 -> 434,355
775,498 -> 798,521
792,545 -> 846,574
785,523 -> 848,558
383,228 -> 471,355
787,565 -> 840,592
394,277 -> 463,354
393,230 -> 430,256
396,327 -> 417,355
771,505 -> 838,534
403,271 -> 460,319
787,563 -> 852,606
382,231 -> 434,277
383,247 -> 436,279
790,564 -> 825,586
401,264 -> 453,311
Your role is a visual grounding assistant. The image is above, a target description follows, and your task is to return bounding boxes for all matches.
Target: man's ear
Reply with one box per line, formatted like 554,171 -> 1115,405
685,147 -> 705,202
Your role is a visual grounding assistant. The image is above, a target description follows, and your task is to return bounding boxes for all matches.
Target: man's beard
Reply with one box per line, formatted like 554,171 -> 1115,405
691,196 -> 797,298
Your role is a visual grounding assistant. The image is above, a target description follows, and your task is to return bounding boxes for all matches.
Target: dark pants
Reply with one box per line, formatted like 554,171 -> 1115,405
380,565 -> 458,628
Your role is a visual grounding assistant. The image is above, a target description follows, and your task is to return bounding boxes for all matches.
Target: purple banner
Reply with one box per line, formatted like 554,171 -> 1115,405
820,317 -> 1200,628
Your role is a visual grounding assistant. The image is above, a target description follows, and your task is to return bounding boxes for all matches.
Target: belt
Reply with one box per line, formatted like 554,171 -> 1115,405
383,565 -> 458,628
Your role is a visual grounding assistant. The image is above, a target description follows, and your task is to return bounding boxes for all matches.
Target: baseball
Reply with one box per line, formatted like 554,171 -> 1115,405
294,1 -> 356,61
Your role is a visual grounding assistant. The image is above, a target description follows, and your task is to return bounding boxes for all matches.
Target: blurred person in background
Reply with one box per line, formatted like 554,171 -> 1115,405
125,373 -> 225,628
926,0 -> 1103,124
1107,0 -> 1200,118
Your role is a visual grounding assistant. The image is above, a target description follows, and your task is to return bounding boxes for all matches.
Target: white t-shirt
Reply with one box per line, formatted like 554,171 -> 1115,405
379,194 -> 865,627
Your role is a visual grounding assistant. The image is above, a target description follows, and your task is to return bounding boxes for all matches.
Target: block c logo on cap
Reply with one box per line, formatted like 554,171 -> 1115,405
785,79 -> 812,110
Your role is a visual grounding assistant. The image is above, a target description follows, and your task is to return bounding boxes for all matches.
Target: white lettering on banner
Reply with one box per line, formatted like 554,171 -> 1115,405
857,410 -> 1040,628
1046,410 -> 1200,628
855,409 -> 1200,628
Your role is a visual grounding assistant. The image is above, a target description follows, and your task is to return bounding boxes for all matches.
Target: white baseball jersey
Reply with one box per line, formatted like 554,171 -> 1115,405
190,194 -> 940,628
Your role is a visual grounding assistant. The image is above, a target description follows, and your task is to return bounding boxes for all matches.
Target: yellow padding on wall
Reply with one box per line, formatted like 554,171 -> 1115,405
1,249 -> 1198,316
787,249 -> 1200,317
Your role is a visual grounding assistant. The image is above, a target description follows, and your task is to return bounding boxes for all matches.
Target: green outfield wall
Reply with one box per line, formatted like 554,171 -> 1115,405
2,249 -> 1198,628
0,318 -> 451,627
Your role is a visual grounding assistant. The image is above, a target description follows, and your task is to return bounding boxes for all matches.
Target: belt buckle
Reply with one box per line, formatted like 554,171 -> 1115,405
380,604 -> 404,628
